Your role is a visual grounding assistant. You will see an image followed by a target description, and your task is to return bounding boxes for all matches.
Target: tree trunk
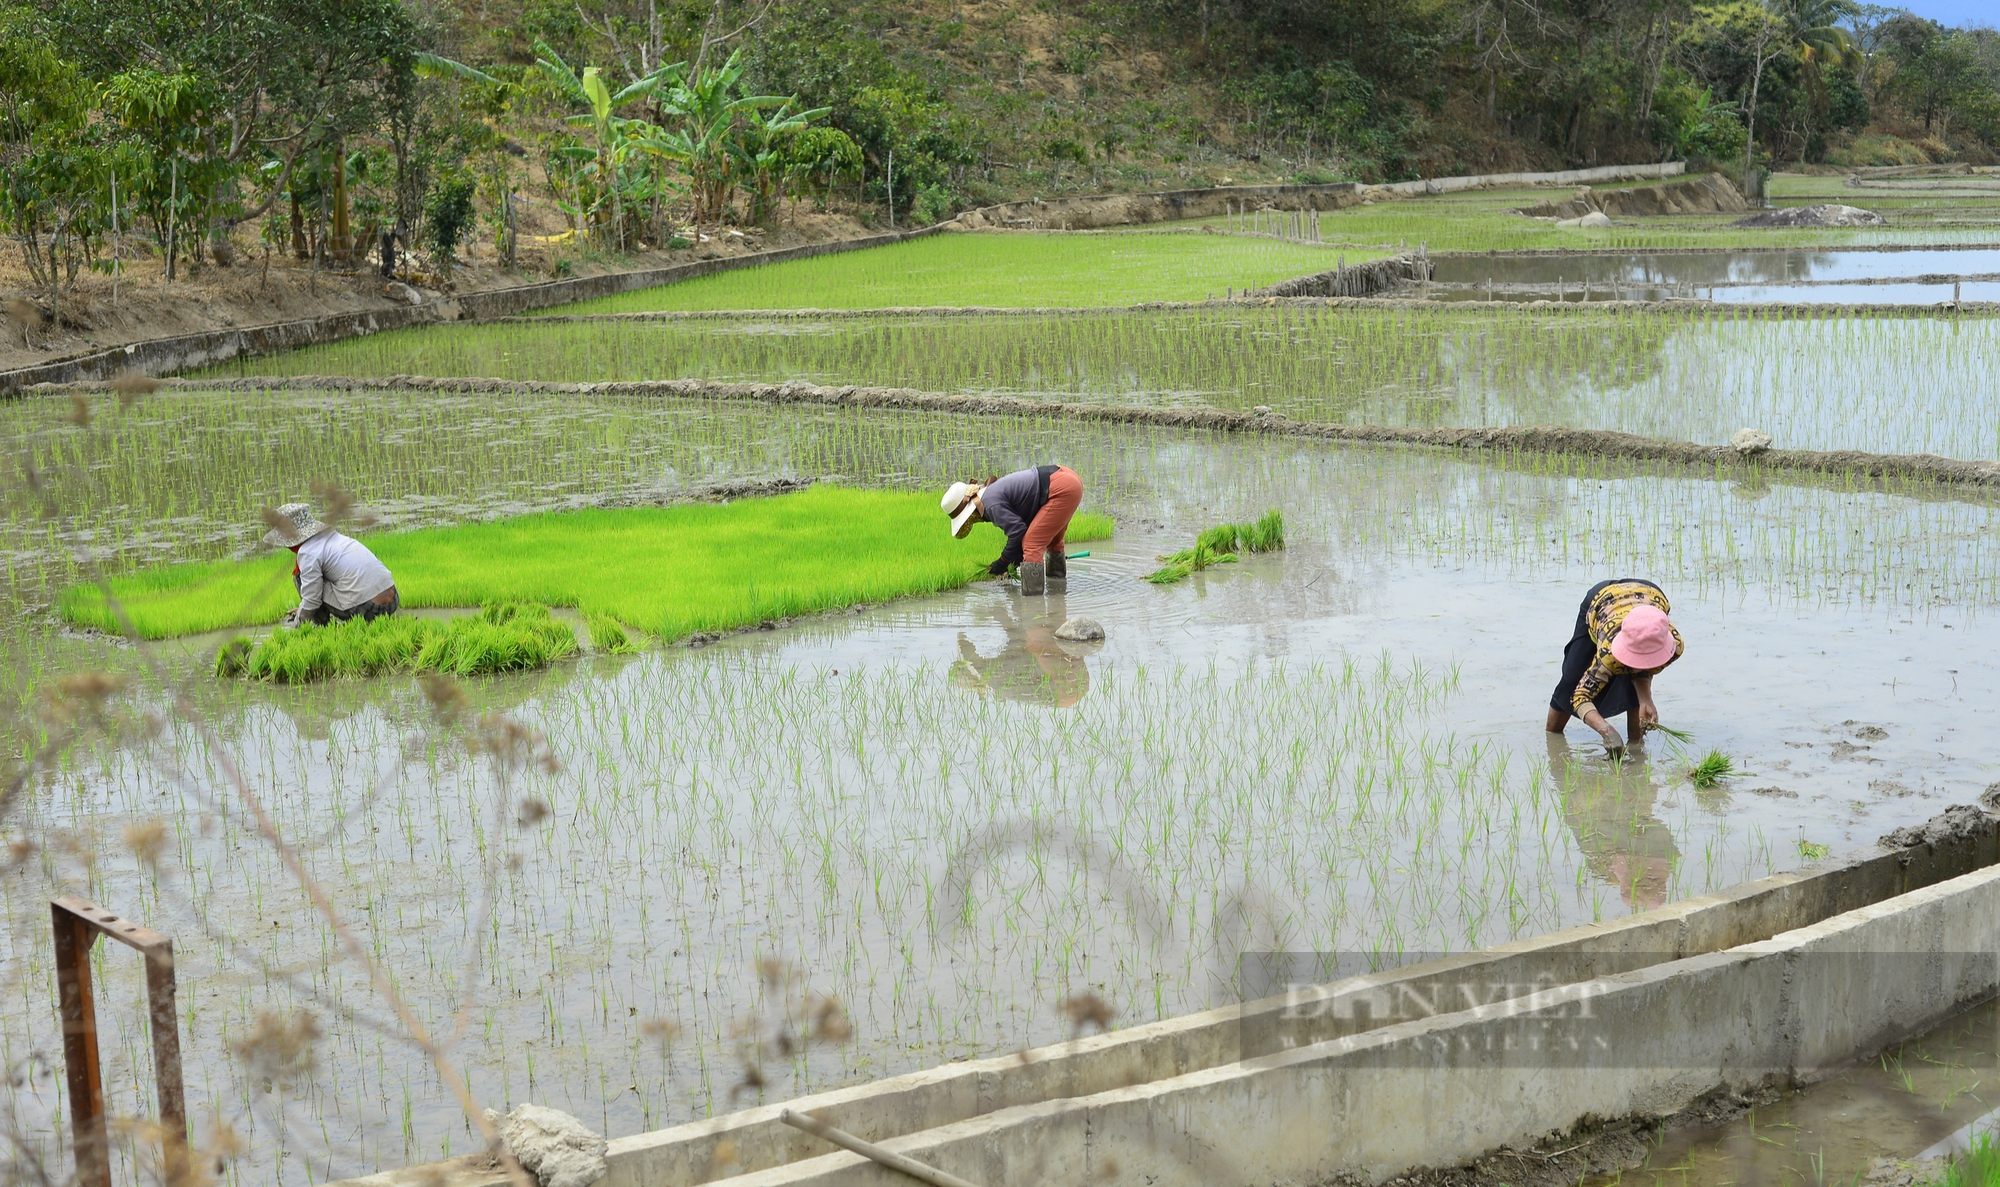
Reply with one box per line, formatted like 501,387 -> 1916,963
291,193 -> 308,259
1743,30 -> 1771,191
332,139 -> 351,264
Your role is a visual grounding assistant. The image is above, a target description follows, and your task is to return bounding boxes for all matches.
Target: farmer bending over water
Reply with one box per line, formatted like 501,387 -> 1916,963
262,503 -> 399,628
941,465 -> 1082,596
1546,578 -> 1684,753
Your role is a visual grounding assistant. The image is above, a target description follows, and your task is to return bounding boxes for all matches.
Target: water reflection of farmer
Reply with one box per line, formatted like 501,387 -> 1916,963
1546,734 -> 1680,911
950,600 -> 1092,708
1545,579 -> 1684,752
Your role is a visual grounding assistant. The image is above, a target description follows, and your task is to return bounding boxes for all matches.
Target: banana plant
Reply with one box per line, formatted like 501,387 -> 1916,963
733,98 -> 831,225
534,41 -> 681,246
643,50 -> 796,224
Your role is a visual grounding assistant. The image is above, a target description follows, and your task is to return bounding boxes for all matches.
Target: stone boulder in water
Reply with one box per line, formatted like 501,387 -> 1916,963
1733,204 -> 1885,228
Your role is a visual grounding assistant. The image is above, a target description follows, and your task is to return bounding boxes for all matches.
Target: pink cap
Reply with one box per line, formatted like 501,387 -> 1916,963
1610,605 -> 1676,670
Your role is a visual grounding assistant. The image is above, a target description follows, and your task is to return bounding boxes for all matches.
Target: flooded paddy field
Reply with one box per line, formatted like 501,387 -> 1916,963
1428,246 -> 2000,304
6,386 -> 2000,1184
212,305 -> 2000,459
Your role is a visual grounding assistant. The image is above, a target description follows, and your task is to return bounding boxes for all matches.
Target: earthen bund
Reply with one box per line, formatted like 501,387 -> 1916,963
332,812 -> 2000,1187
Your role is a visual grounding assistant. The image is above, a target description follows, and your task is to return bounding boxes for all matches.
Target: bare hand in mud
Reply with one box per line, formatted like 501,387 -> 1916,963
1599,729 -> 1626,759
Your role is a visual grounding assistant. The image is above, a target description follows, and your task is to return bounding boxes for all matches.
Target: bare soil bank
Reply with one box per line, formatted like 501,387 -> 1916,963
105,374 -> 2000,493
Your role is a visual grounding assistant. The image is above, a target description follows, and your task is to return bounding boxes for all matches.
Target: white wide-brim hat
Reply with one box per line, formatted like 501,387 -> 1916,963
261,502 -> 333,548
941,482 -> 982,538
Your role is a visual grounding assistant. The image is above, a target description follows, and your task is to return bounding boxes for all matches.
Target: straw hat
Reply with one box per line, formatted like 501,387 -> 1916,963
1610,605 -> 1677,670
941,482 -> 983,539
261,502 -> 333,548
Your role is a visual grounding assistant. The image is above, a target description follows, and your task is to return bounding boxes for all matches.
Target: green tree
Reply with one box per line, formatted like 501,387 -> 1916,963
0,30 -> 107,316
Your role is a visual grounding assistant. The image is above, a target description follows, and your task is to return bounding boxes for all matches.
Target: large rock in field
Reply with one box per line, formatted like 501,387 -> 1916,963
483,1105 -> 608,1187
1729,428 -> 1773,455
1053,616 -> 1105,642
1733,203 -> 1885,228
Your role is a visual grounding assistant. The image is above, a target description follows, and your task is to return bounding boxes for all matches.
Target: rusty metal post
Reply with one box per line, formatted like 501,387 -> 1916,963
51,898 -> 187,1187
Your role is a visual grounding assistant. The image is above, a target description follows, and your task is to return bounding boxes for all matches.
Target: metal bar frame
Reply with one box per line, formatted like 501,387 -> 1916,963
52,897 -> 187,1187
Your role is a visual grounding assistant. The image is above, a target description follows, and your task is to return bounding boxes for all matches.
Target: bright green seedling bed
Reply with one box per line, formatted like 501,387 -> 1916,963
62,486 -> 1115,642
214,602 -> 580,683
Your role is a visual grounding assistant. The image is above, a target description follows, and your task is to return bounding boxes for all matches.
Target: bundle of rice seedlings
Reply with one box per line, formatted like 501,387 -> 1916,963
222,604 -> 579,684
587,613 -> 643,654
1685,750 -> 1738,788
1147,510 -> 1286,584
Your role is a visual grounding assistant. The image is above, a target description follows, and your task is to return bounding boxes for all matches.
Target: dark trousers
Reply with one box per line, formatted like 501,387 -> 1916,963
1549,578 -> 1662,718
308,588 -> 400,627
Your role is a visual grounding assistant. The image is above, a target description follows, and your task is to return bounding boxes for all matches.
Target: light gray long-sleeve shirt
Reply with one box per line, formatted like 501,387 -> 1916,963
295,531 -> 395,613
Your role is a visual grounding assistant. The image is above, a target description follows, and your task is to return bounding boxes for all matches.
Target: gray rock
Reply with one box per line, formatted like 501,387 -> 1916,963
1555,210 -> 1612,228
1053,616 -> 1105,642
484,1105 -> 608,1187
1729,428 -> 1773,456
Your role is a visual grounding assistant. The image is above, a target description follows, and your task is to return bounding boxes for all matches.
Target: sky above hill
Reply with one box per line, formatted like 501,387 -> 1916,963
1891,0 -> 1994,27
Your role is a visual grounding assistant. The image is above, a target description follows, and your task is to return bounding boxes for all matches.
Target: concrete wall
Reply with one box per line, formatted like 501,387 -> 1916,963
691,857 -> 2000,1187
0,227 -> 942,394
324,817 -> 1997,1187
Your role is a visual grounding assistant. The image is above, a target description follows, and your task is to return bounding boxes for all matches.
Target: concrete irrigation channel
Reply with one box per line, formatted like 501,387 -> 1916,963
334,807 -> 2000,1187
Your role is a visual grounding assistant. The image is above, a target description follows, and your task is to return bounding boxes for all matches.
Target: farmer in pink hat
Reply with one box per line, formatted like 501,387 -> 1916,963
1545,578 -> 1684,753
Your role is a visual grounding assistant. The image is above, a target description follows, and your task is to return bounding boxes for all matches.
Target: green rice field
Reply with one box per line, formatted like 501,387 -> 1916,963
547,230 -> 1375,313
12,178 -> 2000,1187
215,304 -> 2000,459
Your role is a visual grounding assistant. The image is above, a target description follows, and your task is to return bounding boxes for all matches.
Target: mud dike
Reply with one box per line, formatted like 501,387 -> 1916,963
325,807 -> 2000,1187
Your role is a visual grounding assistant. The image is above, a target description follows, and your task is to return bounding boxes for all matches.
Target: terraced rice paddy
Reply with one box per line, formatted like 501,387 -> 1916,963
551,230 -> 1372,313
1122,172 -> 2000,253
7,381 -> 2000,1186
11,190 -> 2000,1187
216,304 -> 2000,459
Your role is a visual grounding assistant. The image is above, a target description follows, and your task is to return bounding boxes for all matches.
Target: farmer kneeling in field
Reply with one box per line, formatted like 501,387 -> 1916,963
1546,578 -> 1683,754
941,465 -> 1082,596
263,503 -> 399,628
